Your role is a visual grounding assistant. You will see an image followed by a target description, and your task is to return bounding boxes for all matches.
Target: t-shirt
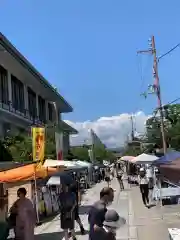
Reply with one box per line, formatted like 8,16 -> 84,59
88,200 -> 107,239
59,191 -> 76,212
138,176 -> 149,185
71,181 -> 79,203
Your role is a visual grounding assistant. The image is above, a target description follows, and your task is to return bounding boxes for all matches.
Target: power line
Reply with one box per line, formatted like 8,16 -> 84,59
158,43 -> 180,61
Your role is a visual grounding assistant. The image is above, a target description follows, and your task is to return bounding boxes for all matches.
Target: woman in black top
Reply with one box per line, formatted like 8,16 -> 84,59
69,178 -> 85,235
59,184 -> 77,240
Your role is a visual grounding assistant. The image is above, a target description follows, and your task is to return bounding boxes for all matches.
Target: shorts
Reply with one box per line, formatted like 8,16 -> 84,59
105,177 -> 110,182
60,212 -> 75,230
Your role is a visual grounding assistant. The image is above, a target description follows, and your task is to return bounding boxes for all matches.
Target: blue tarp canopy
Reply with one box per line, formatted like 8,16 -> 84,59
153,151 -> 180,165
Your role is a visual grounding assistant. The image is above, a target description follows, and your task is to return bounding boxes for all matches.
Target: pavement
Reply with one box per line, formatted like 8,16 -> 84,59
34,178 -> 180,240
35,178 -> 130,240
129,184 -> 180,240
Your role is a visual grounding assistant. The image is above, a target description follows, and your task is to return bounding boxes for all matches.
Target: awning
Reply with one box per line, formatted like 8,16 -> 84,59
132,153 -> 159,164
153,151 -> 180,165
120,156 -> 134,161
44,159 -> 78,168
0,163 -> 60,183
43,159 -> 87,170
75,160 -> 93,169
47,172 -> 73,186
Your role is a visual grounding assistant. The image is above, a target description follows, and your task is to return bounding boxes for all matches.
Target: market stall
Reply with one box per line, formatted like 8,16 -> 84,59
132,153 -> 159,165
0,163 -> 59,183
153,156 -> 180,204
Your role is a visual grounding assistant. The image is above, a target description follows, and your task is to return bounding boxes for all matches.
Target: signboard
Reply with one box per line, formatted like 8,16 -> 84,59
32,127 -> 45,162
55,132 -> 63,160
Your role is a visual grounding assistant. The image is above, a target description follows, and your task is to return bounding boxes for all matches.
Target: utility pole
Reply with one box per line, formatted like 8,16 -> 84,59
138,36 -> 167,154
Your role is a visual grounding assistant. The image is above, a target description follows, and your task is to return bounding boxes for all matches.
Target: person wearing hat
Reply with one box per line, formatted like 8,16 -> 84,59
91,209 -> 126,240
88,187 -> 114,240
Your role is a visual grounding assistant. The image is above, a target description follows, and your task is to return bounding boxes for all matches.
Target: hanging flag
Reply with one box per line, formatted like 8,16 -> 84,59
55,132 -> 63,160
32,127 -> 45,163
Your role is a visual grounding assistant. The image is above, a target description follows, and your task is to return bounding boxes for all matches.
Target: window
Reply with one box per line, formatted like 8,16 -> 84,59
11,75 -> 24,112
0,65 -> 8,104
28,87 -> 37,119
38,96 -> 46,123
48,102 -> 53,121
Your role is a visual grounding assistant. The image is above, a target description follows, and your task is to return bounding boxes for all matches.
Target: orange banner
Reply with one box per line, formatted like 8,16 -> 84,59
32,127 -> 45,162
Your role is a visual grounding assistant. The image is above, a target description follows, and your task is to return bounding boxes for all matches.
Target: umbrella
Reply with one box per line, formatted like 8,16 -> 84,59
46,172 -> 73,186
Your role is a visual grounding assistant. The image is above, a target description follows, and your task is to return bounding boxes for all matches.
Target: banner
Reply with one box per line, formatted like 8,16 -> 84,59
55,132 -> 63,160
32,127 -> 45,162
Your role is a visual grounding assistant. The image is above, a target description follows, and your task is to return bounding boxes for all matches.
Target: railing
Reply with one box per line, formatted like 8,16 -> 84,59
0,100 -> 46,125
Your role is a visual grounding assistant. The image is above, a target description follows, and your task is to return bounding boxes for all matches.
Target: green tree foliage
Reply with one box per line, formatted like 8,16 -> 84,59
94,145 -> 115,162
0,140 -> 13,161
145,104 -> 180,151
70,145 -> 115,163
1,125 -> 57,162
70,146 -> 89,161
2,132 -> 32,162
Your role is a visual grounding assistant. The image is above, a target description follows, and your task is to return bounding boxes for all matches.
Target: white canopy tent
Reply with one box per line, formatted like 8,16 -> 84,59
75,160 -> 93,169
132,153 -> 159,164
120,156 -> 134,161
43,159 -> 79,168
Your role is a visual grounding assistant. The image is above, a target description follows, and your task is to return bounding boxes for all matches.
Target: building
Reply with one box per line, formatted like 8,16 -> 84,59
0,33 -> 77,153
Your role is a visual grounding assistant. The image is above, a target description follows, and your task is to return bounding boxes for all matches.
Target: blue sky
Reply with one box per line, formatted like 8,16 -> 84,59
1,1 -> 180,122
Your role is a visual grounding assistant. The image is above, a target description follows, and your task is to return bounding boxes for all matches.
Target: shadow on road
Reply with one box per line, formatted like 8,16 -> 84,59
79,204 -> 91,215
35,229 -> 89,240
35,231 -> 64,240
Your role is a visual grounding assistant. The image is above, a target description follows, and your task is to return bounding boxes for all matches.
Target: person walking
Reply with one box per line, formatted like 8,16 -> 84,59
146,165 -> 154,204
88,187 -> 114,240
10,187 -> 36,240
116,169 -> 124,190
138,168 -> 149,208
92,209 -> 126,240
105,168 -> 111,187
59,184 -> 77,240
69,176 -> 85,237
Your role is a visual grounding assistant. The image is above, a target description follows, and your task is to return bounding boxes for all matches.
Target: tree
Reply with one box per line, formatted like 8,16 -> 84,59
145,104 -> 180,151
70,146 -> 89,161
0,140 -> 13,161
146,116 -> 162,147
1,125 -> 57,162
94,145 -> 115,163
123,144 -> 143,156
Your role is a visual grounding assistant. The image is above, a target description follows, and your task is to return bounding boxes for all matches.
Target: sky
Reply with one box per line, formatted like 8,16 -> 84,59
1,1 -> 180,147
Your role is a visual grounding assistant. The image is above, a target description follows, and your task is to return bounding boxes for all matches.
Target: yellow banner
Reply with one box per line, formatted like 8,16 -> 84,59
32,127 -> 45,163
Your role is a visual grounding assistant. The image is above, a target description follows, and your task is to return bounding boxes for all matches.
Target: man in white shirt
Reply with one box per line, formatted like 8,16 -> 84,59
138,168 -> 150,207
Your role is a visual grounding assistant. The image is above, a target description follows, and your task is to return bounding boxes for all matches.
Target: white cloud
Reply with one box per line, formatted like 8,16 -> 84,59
64,111 -> 151,148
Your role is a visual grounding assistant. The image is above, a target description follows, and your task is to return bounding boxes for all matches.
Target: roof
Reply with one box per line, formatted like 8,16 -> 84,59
0,32 -> 73,113
59,121 -> 78,134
